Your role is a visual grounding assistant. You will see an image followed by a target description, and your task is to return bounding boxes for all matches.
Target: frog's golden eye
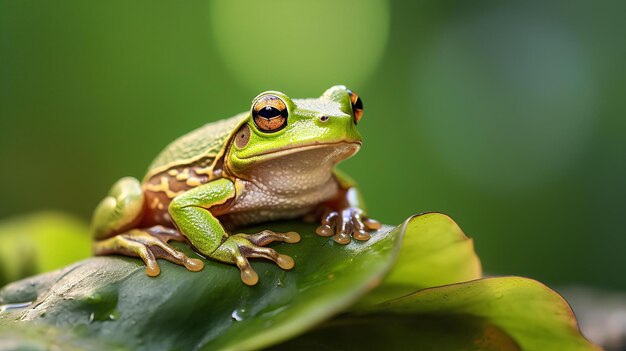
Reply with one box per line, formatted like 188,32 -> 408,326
347,89 -> 363,124
252,95 -> 288,133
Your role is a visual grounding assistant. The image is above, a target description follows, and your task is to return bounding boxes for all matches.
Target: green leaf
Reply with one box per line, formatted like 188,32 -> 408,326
0,214 -> 479,350
355,212 -> 482,307
0,322 -> 128,351
358,277 -> 601,351
268,314 -> 521,351
0,221 -> 398,350
0,214 -> 597,350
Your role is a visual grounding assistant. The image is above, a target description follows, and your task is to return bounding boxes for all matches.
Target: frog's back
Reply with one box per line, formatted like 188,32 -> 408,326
146,112 -> 248,178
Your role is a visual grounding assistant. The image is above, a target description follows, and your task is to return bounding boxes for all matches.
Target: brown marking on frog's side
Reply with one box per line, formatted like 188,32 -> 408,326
142,156 -> 227,227
211,157 -> 225,179
175,168 -> 190,181
193,156 -> 214,175
186,177 -> 203,187
149,197 -> 160,209
142,188 -> 174,227
195,153 -> 226,179
185,156 -> 225,186
197,156 -> 213,168
144,176 -> 183,199
194,168 -> 211,176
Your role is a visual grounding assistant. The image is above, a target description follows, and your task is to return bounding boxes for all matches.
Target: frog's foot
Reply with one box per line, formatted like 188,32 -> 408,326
93,227 -> 204,277
315,207 -> 381,244
210,231 -> 301,286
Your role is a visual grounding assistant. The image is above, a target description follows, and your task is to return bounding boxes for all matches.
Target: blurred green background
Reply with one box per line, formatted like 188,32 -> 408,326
1,1 -> 624,291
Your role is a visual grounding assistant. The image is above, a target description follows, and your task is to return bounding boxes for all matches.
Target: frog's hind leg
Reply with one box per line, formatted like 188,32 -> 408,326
91,177 -> 145,240
93,226 -> 204,276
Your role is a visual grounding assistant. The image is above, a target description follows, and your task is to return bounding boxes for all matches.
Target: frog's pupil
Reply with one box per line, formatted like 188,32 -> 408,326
353,97 -> 363,111
259,106 -> 280,118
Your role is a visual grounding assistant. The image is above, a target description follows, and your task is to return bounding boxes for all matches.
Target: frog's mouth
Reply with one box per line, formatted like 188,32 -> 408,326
240,141 -> 361,160
227,141 -> 361,193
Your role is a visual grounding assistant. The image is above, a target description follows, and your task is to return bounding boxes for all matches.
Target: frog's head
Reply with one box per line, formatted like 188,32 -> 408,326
226,85 -> 364,176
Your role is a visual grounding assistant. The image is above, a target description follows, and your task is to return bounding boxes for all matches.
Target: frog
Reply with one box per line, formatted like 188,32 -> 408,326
91,85 -> 380,285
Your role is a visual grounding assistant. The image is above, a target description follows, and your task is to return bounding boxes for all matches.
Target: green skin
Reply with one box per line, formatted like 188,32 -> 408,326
91,85 -> 379,285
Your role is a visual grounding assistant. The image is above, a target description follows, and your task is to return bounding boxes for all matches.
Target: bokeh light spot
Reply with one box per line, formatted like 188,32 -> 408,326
413,9 -> 597,192
210,0 -> 389,95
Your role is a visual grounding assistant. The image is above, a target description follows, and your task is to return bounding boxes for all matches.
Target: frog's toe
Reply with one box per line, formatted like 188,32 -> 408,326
248,246 -> 295,270
363,217 -> 382,231
94,232 -> 163,276
277,254 -> 295,269
335,208 -> 356,244
333,232 -> 352,244
184,258 -> 205,272
126,237 -> 161,276
233,254 -> 259,286
242,230 -> 301,246
145,262 -> 161,277
315,207 -> 377,244
350,210 -> 372,241
217,232 -> 299,285
352,229 -> 371,241
241,269 -> 259,286
315,224 -> 334,237
142,234 -> 205,272
316,211 -> 338,237
283,231 -> 301,243
94,228 -> 205,276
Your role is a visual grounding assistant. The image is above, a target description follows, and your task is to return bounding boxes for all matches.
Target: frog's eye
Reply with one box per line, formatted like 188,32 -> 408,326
252,95 -> 288,133
347,89 -> 363,124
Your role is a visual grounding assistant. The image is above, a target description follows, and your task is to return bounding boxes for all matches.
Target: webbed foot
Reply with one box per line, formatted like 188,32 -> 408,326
315,207 -> 381,244
210,230 -> 301,286
93,226 -> 204,276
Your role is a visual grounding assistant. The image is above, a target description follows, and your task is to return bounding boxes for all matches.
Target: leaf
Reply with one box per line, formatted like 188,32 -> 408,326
0,214 -> 597,350
357,277 -> 601,351
0,214 -> 480,350
0,322 -> 128,351
268,314 -> 521,351
0,212 -> 91,286
355,212 -> 482,307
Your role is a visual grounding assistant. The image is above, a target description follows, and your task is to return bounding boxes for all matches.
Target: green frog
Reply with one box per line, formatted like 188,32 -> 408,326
91,85 -> 380,285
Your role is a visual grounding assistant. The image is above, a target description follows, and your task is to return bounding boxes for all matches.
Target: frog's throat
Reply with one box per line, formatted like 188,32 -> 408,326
225,141 -> 360,195
225,141 -> 361,183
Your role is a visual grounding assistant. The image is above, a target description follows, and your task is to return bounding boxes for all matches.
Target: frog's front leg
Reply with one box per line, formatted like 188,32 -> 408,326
169,178 -> 300,285
315,169 -> 381,244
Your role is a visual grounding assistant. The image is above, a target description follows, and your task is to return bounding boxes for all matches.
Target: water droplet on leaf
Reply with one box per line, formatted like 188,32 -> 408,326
231,308 -> 246,321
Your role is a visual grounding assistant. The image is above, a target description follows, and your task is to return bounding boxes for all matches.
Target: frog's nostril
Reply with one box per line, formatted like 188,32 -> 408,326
320,116 -> 329,122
